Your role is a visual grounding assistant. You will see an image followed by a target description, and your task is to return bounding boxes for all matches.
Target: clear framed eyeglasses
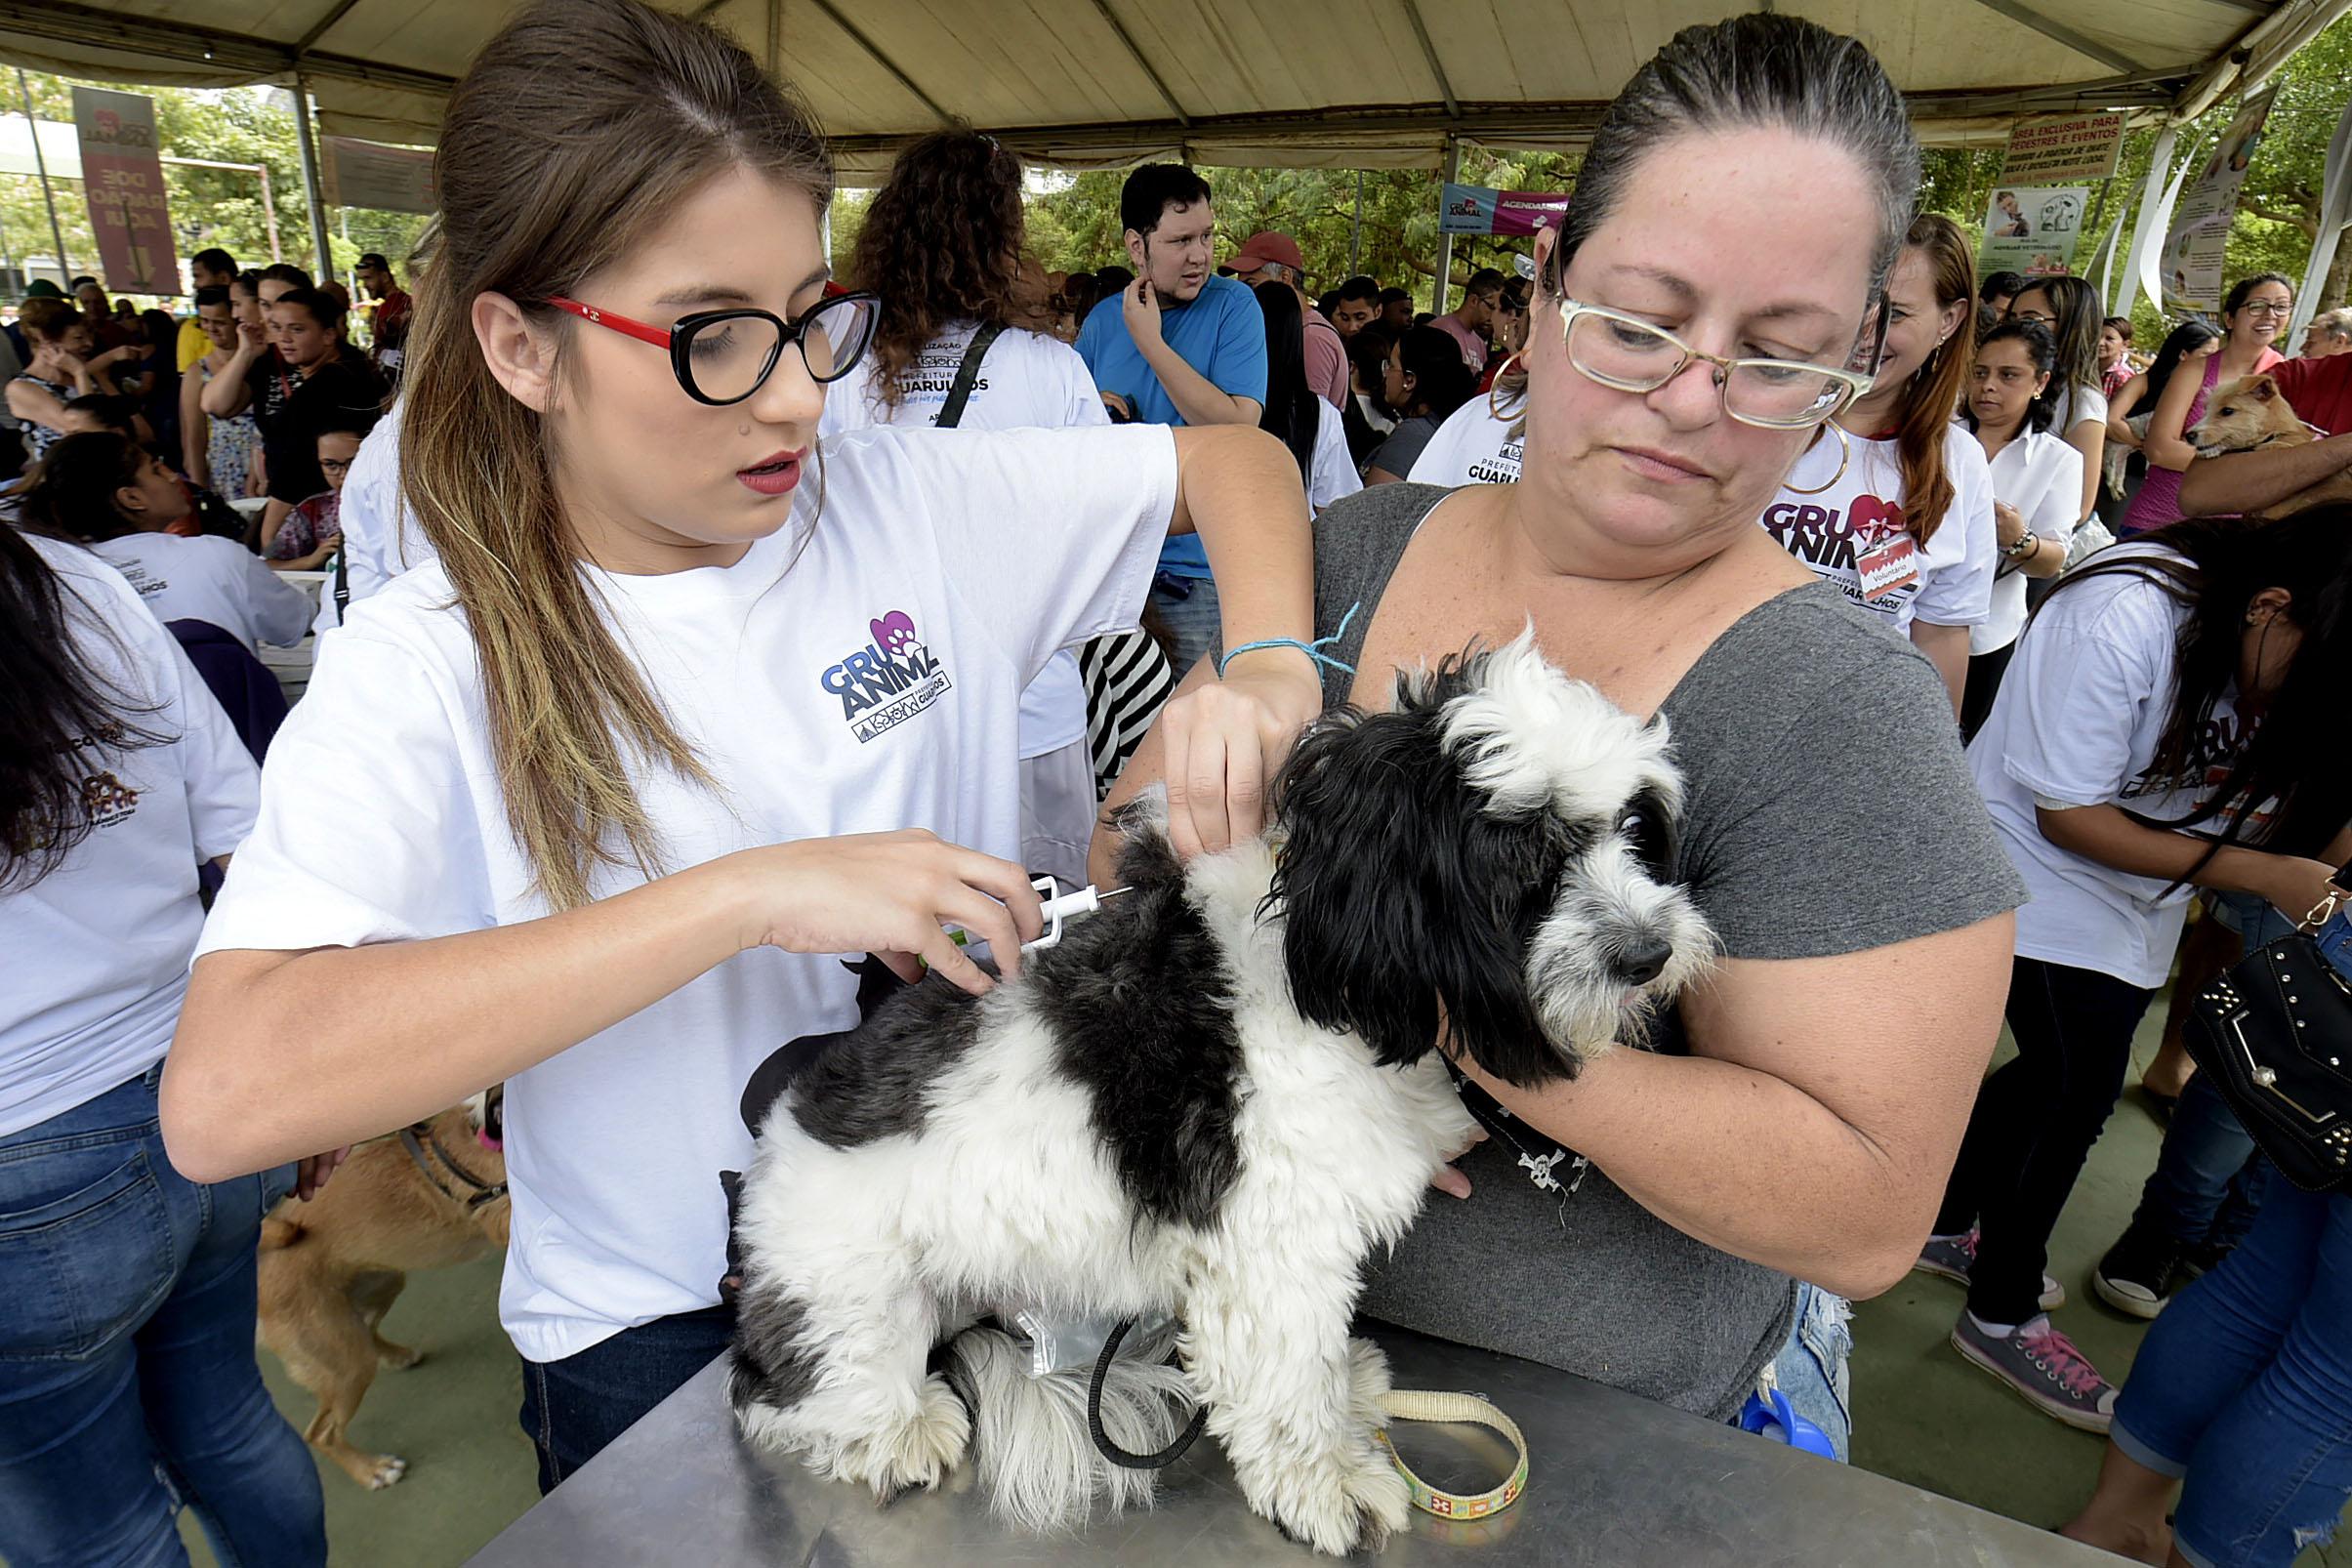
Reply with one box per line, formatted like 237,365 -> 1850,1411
1553,299 -> 1876,429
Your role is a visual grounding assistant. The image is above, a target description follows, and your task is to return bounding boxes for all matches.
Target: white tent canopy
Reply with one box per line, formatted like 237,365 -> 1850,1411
0,0 -> 2345,178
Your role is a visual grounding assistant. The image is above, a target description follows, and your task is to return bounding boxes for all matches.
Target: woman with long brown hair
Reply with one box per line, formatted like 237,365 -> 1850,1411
1757,213 -> 1996,714
160,0 -> 1321,1488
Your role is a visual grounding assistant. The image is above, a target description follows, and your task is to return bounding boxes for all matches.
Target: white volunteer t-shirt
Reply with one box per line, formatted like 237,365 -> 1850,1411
93,531 -> 313,651
2,533 -> 259,1137
196,422 -> 1177,1362
822,322 -> 1106,760
2052,381 -> 2109,440
1307,399 -> 1363,514
1759,423 -> 1996,638
1407,391 -> 1523,487
1968,548 -> 2254,989
1970,427 -> 2084,656
317,397 -> 432,635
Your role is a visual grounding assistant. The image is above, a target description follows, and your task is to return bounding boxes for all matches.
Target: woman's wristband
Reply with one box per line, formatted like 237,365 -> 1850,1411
1216,601 -> 1362,680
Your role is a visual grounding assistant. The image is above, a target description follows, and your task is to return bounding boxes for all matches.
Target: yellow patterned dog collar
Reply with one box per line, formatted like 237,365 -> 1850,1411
1374,1388 -> 1530,1518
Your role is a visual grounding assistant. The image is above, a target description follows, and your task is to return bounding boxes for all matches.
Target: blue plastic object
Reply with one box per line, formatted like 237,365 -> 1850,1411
1738,1386 -> 1837,1459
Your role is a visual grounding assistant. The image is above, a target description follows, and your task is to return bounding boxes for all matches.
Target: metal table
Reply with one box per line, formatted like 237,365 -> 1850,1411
470,1325 -> 2108,1566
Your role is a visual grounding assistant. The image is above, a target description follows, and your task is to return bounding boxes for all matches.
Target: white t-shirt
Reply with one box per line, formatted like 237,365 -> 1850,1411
1971,428 -> 2085,656
92,531 -> 313,651
2052,381 -> 2109,439
1408,390 -> 1523,487
1968,549 -> 2255,989
317,396 -> 431,635
1759,423 -> 1996,638
822,322 -> 1106,759
2,533 -> 259,1137
1307,398 -> 1363,514
195,423 -> 1177,1361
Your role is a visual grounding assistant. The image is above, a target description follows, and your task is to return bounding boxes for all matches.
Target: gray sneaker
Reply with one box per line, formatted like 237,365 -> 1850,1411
1951,1313 -> 2117,1433
1913,1226 -> 2065,1308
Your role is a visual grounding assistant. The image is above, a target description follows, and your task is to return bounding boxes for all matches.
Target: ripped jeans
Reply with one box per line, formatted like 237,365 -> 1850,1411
1750,1282 -> 1853,1463
2111,1178 -> 2352,1567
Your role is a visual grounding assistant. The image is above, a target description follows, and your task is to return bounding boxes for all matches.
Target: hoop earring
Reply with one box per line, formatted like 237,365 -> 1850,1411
1779,421 -> 1852,496
1487,352 -> 1524,421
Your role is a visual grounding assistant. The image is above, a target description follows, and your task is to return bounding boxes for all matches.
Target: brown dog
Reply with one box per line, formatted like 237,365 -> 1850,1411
257,1102 -> 510,1489
2190,374 -> 2352,516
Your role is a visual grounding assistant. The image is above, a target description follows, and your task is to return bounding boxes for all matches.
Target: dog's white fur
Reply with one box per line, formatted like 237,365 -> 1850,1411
734,836 -> 1467,1552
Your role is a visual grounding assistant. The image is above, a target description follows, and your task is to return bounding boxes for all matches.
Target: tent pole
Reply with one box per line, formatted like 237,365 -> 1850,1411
291,74 -> 334,278
18,68 -> 69,283
259,162 -> 281,262
1349,170 -> 1362,276
2288,91 -> 2352,343
1434,136 -> 1460,315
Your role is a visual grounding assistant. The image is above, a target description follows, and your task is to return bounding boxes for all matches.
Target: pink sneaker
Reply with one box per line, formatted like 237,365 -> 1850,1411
1951,1313 -> 2117,1432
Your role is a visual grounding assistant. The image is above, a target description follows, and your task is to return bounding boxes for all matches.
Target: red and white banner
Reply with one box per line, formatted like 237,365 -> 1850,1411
72,87 -> 178,295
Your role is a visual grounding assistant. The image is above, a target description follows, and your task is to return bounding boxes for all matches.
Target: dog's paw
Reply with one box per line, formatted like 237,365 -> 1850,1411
1254,1444 -> 1412,1558
359,1453 -> 408,1490
843,1373 -> 970,1500
376,1341 -> 423,1370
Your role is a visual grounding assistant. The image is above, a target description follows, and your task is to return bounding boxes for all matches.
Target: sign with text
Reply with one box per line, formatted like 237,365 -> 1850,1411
1999,112 -> 2126,185
1979,185 -> 2091,277
71,87 -> 177,295
1439,183 -> 1568,236
2160,90 -> 2277,314
322,136 -> 437,216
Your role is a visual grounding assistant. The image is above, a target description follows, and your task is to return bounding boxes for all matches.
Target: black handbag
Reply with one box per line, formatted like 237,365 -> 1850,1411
2183,866 -> 2352,1194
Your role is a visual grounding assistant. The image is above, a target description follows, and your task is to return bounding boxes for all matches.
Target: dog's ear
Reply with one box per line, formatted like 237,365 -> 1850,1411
2251,375 -> 2279,403
1270,703 -> 1573,1085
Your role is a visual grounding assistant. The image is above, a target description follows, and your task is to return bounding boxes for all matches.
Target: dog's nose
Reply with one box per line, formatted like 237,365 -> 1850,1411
1612,939 -> 1672,988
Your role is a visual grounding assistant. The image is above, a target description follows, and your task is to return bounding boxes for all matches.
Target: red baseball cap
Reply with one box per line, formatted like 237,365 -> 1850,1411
1220,230 -> 1304,277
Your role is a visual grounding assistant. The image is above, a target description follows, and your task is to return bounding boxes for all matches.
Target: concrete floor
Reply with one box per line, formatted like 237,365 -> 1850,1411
182,1002 -> 2348,1568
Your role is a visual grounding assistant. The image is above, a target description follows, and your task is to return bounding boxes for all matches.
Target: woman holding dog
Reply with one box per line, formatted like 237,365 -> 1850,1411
0,525 -> 327,1564
1100,13 -> 2023,1460
161,0 -> 1323,1491
2125,272 -> 2293,533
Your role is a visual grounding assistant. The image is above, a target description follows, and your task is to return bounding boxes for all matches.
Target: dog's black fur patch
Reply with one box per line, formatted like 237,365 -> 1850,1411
1271,655 -> 1580,1089
727,1281 -> 818,1417
1025,825 -> 1247,1230
783,970 -> 990,1149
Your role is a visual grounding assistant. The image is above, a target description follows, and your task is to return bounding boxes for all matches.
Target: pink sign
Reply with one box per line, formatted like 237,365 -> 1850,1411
72,87 -> 178,295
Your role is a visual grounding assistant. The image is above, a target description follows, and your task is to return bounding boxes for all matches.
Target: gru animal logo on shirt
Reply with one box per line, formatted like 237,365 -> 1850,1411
1760,492 -> 1915,616
820,609 -> 954,744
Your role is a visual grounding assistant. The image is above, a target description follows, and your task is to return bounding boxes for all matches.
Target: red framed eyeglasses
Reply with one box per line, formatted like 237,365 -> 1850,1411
546,292 -> 880,405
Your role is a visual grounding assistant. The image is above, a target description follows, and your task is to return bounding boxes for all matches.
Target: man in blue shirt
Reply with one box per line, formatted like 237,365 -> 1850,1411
1076,165 -> 1268,675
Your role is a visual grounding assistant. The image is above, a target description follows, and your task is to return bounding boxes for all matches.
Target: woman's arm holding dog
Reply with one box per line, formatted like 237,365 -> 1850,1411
1450,914 -> 2015,1300
2139,358 -> 2206,473
2180,430 -> 2352,517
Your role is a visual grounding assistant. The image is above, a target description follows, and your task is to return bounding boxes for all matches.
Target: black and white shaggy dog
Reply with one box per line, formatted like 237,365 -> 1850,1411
725,634 -> 1714,1554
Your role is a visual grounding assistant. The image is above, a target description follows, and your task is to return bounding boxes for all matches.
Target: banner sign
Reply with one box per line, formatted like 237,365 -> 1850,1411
1978,185 -> 2091,277
2160,89 -> 2277,314
1439,183 -> 1568,236
71,87 -> 177,295
322,136 -> 437,216
1999,112 -> 2126,185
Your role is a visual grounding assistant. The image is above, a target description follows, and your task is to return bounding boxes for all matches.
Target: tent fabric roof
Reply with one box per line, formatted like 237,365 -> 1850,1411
0,0 -> 2344,177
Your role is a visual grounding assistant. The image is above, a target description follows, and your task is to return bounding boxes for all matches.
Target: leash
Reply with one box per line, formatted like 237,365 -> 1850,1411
1375,1388 -> 1531,1519
398,1123 -> 509,1213
1083,1320 -> 1529,1520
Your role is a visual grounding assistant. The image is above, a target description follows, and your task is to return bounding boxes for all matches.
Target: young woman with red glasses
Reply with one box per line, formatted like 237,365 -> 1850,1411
159,0 -> 1320,1488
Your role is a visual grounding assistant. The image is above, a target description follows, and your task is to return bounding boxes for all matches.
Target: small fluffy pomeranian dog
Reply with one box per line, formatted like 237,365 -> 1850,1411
725,635 -> 1714,1554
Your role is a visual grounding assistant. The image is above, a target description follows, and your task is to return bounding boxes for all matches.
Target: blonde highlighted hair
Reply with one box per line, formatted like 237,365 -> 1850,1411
401,0 -> 832,909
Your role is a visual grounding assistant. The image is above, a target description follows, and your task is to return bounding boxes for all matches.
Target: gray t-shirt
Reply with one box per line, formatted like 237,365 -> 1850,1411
1306,483 -> 2025,1423
1366,414 -> 1443,479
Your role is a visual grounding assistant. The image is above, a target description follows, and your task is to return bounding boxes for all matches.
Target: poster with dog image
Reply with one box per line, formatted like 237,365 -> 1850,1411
1977,185 -> 2090,278
2160,88 -> 2277,314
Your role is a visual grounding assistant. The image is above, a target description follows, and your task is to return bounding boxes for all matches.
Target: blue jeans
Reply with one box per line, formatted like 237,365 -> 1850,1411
519,1304 -> 734,1494
1148,573 -> 1221,683
0,1066 -> 323,1568
2134,893 -> 2295,1254
2112,1180 -> 2352,1567
1753,1282 -> 1853,1464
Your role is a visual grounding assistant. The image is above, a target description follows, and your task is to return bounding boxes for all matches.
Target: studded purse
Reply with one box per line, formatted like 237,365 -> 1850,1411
2184,866 -> 2352,1194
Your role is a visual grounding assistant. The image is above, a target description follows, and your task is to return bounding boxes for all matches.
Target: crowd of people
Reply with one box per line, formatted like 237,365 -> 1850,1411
3,2 -> 2350,1566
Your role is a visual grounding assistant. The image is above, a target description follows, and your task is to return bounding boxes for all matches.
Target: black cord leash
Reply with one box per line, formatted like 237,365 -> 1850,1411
1086,1317 -> 1210,1469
